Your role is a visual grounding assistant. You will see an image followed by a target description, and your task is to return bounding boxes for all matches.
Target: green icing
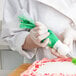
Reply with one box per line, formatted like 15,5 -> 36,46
72,58 -> 76,65
18,15 -> 59,48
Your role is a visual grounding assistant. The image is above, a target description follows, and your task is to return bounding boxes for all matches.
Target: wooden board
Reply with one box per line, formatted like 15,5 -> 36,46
8,63 -> 31,76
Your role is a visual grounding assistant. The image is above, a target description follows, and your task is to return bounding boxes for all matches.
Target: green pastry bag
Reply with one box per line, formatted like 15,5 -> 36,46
18,15 -> 59,48
18,15 -> 76,64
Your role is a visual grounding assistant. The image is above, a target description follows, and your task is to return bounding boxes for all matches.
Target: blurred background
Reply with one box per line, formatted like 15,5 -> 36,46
0,0 -> 24,75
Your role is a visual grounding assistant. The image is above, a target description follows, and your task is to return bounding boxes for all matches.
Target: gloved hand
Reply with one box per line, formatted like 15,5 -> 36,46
22,22 -> 50,50
49,26 -> 76,58
30,22 -> 50,47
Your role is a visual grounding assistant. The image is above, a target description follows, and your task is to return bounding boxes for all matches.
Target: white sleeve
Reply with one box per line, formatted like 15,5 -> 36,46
1,0 -> 36,59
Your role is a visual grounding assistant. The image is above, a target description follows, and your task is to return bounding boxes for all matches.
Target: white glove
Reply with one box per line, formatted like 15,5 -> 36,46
22,22 -> 49,50
49,26 -> 76,58
30,22 -> 49,48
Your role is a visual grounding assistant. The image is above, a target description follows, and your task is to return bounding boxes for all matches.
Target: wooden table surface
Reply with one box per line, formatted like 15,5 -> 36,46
8,63 -> 31,76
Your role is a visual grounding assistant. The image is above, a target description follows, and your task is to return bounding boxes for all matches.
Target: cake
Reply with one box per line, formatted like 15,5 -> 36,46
21,58 -> 76,76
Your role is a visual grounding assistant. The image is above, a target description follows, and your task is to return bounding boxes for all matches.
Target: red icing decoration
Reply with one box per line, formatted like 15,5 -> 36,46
21,58 -> 76,76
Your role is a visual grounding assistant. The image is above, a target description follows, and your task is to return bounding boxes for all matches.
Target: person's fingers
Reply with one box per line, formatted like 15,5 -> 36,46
40,38 -> 49,47
38,29 -> 48,35
51,49 -> 61,57
49,48 -> 67,58
32,27 -> 41,37
35,22 -> 48,36
49,48 -> 59,57
33,27 -> 40,31
30,30 -> 49,43
31,38 -> 49,48
30,22 -> 49,48
35,21 -> 46,27
30,28 -> 49,47
58,53 -> 68,58
30,27 -> 39,36
35,22 -> 48,32
37,32 -> 50,42
33,27 -> 48,36
30,27 -> 40,40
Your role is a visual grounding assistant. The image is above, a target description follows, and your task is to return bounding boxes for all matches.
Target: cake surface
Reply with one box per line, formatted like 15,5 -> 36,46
21,58 -> 76,76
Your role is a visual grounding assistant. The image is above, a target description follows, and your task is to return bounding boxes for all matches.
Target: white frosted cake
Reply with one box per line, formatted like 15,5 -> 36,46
21,58 -> 76,76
